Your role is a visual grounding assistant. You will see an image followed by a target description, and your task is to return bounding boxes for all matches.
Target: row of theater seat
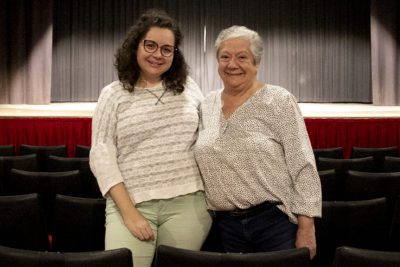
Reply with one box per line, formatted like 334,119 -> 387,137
2,144 -> 400,267
0,144 -> 90,158
1,244 -> 400,267
0,144 -> 101,197
0,193 -> 105,252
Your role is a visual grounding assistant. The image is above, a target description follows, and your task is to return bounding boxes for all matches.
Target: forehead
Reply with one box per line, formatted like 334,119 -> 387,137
144,27 -> 175,45
219,38 -> 251,53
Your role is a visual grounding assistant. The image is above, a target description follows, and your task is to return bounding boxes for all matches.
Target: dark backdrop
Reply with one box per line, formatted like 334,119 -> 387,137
51,0 -> 371,102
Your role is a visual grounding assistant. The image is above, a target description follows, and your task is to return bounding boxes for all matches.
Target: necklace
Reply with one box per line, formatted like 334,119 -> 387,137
145,88 -> 167,105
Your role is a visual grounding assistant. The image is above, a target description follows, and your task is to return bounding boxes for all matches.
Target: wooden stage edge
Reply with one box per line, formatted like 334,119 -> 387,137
1,103 -> 400,118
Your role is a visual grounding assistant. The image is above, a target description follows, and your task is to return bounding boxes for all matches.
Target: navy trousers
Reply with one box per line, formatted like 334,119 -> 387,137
214,203 -> 297,253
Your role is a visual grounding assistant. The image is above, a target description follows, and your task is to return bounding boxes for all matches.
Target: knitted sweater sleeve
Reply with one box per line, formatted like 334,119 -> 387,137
89,83 -> 126,198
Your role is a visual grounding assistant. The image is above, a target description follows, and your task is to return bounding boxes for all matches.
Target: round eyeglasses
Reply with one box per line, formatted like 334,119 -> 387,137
142,40 -> 176,57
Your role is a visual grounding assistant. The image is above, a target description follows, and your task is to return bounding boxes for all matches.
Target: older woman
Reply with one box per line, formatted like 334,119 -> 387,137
194,25 -> 321,258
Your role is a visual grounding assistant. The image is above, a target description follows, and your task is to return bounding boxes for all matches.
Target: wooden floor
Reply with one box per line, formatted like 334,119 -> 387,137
1,103 -> 400,118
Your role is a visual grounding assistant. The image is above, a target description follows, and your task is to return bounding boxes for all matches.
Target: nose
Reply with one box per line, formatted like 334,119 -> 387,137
152,47 -> 163,57
226,57 -> 239,68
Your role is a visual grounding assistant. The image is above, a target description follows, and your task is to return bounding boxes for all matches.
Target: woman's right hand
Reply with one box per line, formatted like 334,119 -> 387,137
123,208 -> 155,241
108,182 -> 155,242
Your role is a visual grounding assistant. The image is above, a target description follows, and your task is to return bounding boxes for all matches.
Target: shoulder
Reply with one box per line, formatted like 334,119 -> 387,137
183,76 -> 204,103
98,81 -> 130,103
203,89 -> 222,105
258,84 -> 297,106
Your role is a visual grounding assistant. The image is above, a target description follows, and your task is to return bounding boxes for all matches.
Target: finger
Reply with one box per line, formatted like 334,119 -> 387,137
133,230 -> 145,241
144,226 -> 155,241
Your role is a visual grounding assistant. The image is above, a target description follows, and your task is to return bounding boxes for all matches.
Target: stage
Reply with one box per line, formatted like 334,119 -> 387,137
1,103 -> 400,158
1,103 -> 400,118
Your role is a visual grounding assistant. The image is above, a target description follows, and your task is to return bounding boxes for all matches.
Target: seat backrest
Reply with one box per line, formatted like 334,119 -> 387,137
7,169 -> 83,197
0,145 -> 15,156
345,170 -> 400,202
7,169 -> 84,234
332,246 -> 400,267
0,193 -> 48,251
0,245 -> 133,267
313,147 -> 344,159
318,156 -> 375,172
317,157 -> 375,200
0,154 -> 38,195
318,169 -> 337,201
384,156 -> 400,172
351,147 -> 399,172
75,145 -> 91,158
314,198 -> 390,267
389,196 -> 400,251
51,194 -> 106,252
155,245 -> 310,267
19,144 -> 67,171
47,156 -> 101,197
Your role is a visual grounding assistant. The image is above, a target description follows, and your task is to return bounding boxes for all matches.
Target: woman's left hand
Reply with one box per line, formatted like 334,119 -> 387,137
295,215 -> 317,259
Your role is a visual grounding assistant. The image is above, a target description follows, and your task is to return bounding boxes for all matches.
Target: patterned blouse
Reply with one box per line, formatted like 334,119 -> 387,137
194,84 -> 322,223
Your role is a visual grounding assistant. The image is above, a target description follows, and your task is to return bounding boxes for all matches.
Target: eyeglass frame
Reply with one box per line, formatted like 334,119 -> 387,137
142,39 -> 176,57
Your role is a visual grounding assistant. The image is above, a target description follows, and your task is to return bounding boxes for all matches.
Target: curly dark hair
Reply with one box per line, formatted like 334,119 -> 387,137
115,9 -> 188,94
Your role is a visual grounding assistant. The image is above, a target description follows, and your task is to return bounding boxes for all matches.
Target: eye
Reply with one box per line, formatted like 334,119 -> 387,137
238,55 -> 248,61
146,42 -> 157,50
162,46 -> 174,54
219,54 -> 230,61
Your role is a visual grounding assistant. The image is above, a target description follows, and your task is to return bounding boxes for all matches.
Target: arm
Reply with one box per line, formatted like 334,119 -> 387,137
89,84 -> 154,241
109,183 -> 154,241
296,215 -> 316,259
276,92 -> 321,259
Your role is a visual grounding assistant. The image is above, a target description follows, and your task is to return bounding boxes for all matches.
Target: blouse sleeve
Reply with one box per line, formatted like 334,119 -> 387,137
277,93 -> 322,218
89,84 -> 125,198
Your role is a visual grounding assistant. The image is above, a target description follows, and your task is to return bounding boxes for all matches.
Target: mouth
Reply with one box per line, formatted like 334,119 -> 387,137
147,59 -> 163,68
225,72 -> 243,76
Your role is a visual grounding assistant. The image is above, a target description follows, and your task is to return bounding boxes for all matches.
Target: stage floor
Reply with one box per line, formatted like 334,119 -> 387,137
1,103 -> 400,118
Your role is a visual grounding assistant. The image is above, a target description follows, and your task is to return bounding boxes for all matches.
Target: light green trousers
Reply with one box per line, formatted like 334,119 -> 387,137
105,191 -> 212,267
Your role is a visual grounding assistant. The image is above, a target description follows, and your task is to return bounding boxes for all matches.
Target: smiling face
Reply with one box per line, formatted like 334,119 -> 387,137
137,27 -> 175,84
217,38 -> 259,92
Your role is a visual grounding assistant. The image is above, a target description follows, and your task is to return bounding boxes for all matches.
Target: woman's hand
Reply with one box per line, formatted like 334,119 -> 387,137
295,215 -> 316,259
123,208 -> 155,241
108,182 -> 155,241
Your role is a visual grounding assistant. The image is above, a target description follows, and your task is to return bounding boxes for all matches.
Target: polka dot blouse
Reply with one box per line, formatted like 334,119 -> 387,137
194,84 -> 322,223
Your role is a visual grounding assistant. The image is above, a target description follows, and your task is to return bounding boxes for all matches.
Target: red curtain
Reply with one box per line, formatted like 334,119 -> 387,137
0,118 -> 91,157
1,118 -> 400,158
306,118 -> 400,158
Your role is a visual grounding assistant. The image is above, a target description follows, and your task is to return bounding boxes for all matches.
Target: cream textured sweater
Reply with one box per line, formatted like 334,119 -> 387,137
90,77 -> 204,204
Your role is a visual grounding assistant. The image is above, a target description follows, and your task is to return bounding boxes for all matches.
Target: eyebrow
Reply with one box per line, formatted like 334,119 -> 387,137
146,39 -> 174,47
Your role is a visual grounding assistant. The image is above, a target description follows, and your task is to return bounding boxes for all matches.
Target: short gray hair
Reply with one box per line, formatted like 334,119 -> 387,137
215,25 -> 263,65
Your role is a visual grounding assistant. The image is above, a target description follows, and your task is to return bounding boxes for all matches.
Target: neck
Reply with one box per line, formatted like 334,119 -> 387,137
137,76 -> 162,88
223,80 -> 263,98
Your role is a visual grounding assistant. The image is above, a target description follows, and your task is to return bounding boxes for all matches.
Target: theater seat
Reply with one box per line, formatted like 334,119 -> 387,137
313,147 -> 344,166
318,169 -> 337,201
351,146 -> 399,172
47,155 -> 101,198
0,193 -> 48,251
317,157 -> 375,199
0,154 -> 38,195
332,246 -> 400,267
7,169 -> 84,234
19,144 -> 67,171
0,245 -> 133,267
75,145 -> 91,158
345,170 -> 400,206
314,198 -> 391,267
0,145 -> 15,156
155,245 -> 310,267
51,194 -> 106,252
384,156 -> 400,172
